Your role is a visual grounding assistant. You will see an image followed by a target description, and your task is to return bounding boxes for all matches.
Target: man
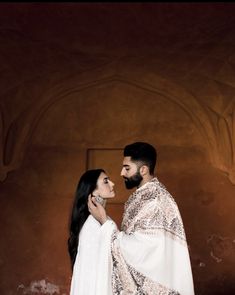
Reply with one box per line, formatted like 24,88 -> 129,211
88,142 -> 195,295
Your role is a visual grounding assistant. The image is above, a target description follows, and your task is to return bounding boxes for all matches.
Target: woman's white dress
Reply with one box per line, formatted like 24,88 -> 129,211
69,214 -> 114,295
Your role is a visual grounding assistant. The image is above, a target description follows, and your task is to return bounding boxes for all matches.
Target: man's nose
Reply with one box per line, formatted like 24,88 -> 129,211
120,168 -> 125,177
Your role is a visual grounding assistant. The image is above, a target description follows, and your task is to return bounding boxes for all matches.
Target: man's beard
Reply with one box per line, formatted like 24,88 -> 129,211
124,170 -> 143,189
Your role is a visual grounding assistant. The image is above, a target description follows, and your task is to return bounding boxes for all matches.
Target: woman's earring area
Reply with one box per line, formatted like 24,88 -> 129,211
94,195 -> 105,206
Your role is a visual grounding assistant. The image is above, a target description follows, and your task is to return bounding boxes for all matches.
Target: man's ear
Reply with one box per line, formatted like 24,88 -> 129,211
140,165 -> 149,176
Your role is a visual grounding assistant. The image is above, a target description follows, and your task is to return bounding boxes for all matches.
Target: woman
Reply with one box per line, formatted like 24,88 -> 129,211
68,169 -> 115,295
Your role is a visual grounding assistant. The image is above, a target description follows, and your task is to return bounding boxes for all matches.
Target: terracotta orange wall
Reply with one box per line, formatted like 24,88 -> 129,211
0,3 -> 235,295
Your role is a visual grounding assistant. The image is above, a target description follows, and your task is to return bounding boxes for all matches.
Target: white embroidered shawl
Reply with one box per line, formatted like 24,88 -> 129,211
100,178 -> 195,295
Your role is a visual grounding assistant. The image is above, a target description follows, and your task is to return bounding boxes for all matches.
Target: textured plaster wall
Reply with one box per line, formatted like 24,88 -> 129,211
0,3 -> 235,295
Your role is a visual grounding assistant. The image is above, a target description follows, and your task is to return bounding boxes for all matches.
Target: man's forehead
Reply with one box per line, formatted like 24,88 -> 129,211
122,157 -> 143,167
122,156 -> 137,166
122,156 -> 132,164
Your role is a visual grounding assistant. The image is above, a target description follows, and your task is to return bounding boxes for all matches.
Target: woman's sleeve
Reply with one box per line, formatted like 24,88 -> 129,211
95,220 -> 117,295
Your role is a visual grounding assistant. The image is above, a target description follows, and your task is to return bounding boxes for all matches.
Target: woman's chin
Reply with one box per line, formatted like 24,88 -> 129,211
106,195 -> 115,199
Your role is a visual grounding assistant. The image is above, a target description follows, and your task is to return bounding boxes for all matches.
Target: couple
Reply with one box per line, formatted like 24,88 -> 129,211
68,142 -> 195,295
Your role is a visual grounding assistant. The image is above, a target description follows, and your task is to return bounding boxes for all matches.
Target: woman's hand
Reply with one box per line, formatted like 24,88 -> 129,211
88,195 -> 108,225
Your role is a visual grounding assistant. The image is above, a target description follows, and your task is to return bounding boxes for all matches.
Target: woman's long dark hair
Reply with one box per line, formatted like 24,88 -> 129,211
68,169 -> 105,270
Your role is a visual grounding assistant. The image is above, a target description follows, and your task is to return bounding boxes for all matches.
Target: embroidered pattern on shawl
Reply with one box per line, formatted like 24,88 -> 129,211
121,178 -> 186,244
111,229 -> 180,295
111,178 -> 189,294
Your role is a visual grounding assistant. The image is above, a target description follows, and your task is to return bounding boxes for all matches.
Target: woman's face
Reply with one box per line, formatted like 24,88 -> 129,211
93,172 -> 115,199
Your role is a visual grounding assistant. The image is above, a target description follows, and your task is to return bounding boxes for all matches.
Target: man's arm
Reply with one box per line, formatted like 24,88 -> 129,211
87,195 -> 108,225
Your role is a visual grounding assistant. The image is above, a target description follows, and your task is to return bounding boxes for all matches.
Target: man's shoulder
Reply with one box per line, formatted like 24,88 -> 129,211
139,177 -> 170,196
139,178 -> 178,208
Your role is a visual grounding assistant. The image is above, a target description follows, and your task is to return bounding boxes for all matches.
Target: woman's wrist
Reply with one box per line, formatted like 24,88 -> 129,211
100,215 -> 108,224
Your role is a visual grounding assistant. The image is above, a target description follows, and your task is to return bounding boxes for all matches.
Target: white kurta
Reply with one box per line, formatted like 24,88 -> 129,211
70,215 -> 114,295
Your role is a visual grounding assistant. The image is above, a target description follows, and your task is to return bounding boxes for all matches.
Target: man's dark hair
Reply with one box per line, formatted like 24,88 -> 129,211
123,142 -> 157,175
